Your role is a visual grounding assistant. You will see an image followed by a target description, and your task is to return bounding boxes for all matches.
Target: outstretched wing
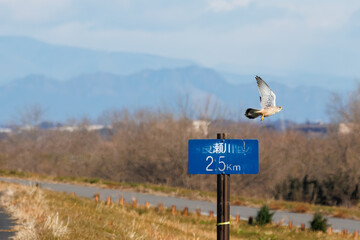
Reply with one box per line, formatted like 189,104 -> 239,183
256,76 -> 276,108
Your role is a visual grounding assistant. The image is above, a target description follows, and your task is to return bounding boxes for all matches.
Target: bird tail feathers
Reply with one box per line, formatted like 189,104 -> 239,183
245,108 -> 262,119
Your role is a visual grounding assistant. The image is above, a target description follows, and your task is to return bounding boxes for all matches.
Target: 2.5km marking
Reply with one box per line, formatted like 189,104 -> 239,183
206,156 -> 241,172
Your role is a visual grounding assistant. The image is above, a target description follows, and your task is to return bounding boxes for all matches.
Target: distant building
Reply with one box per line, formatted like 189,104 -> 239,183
56,125 -> 112,132
338,123 -> 358,134
19,125 -> 35,131
57,126 -> 79,132
192,120 -> 210,136
85,125 -> 108,131
287,122 -> 327,136
0,128 -> 12,133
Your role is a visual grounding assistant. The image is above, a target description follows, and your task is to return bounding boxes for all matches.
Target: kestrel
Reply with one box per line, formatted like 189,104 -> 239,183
245,76 -> 283,122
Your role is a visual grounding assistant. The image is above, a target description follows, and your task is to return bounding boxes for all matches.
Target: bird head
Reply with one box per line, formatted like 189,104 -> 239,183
278,106 -> 283,112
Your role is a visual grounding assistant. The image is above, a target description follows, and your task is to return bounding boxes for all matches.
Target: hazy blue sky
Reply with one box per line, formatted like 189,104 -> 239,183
0,0 -> 360,82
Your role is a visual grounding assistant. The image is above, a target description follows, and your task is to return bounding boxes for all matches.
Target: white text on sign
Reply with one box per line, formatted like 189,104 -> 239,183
205,156 -> 241,172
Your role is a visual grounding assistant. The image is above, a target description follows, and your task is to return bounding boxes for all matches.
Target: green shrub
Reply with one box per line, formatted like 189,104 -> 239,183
84,178 -> 100,184
256,205 -> 274,225
310,213 -> 328,232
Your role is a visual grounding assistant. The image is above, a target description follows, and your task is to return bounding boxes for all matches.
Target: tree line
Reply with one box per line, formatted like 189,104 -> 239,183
0,86 -> 359,206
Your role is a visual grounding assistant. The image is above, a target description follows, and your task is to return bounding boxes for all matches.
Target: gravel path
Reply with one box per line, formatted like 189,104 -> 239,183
1,177 -> 359,233
0,207 -> 16,239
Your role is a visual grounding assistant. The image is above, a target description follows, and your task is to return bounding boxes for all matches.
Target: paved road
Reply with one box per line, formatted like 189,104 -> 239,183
1,177 -> 359,233
0,208 -> 16,239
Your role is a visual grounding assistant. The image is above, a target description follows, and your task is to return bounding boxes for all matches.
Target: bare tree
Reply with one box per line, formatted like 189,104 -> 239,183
327,83 -> 360,124
15,104 -> 45,128
177,92 -> 194,120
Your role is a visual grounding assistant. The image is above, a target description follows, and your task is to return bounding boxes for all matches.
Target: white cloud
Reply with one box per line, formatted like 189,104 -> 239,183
207,0 -> 360,30
0,0 -> 360,78
0,0 -> 72,22
257,1 -> 360,30
206,0 -> 251,12
31,18 -> 309,75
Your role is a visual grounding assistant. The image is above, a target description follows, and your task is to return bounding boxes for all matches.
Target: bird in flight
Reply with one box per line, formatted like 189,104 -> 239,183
245,76 -> 282,122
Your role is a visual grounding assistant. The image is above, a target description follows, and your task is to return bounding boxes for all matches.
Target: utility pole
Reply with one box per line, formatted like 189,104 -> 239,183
217,133 -> 230,240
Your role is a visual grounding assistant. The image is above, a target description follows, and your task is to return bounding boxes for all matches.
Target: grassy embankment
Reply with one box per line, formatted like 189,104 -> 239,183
0,181 -> 354,240
0,169 -> 360,221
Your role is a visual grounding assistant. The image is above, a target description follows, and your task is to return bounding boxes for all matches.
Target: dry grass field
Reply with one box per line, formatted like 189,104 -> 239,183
0,182 -> 355,240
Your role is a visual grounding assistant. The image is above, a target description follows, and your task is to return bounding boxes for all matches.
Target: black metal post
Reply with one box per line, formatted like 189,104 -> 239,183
217,133 -> 230,240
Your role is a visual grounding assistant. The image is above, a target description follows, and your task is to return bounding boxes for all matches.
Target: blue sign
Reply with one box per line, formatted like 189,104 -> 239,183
188,139 -> 259,174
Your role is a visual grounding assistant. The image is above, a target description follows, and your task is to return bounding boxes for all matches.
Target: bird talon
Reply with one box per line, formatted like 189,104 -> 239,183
261,115 -> 264,122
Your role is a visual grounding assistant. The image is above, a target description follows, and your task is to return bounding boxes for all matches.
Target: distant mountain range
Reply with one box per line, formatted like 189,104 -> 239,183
0,36 -> 193,83
0,35 -> 343,123
0,66 -> 332,123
